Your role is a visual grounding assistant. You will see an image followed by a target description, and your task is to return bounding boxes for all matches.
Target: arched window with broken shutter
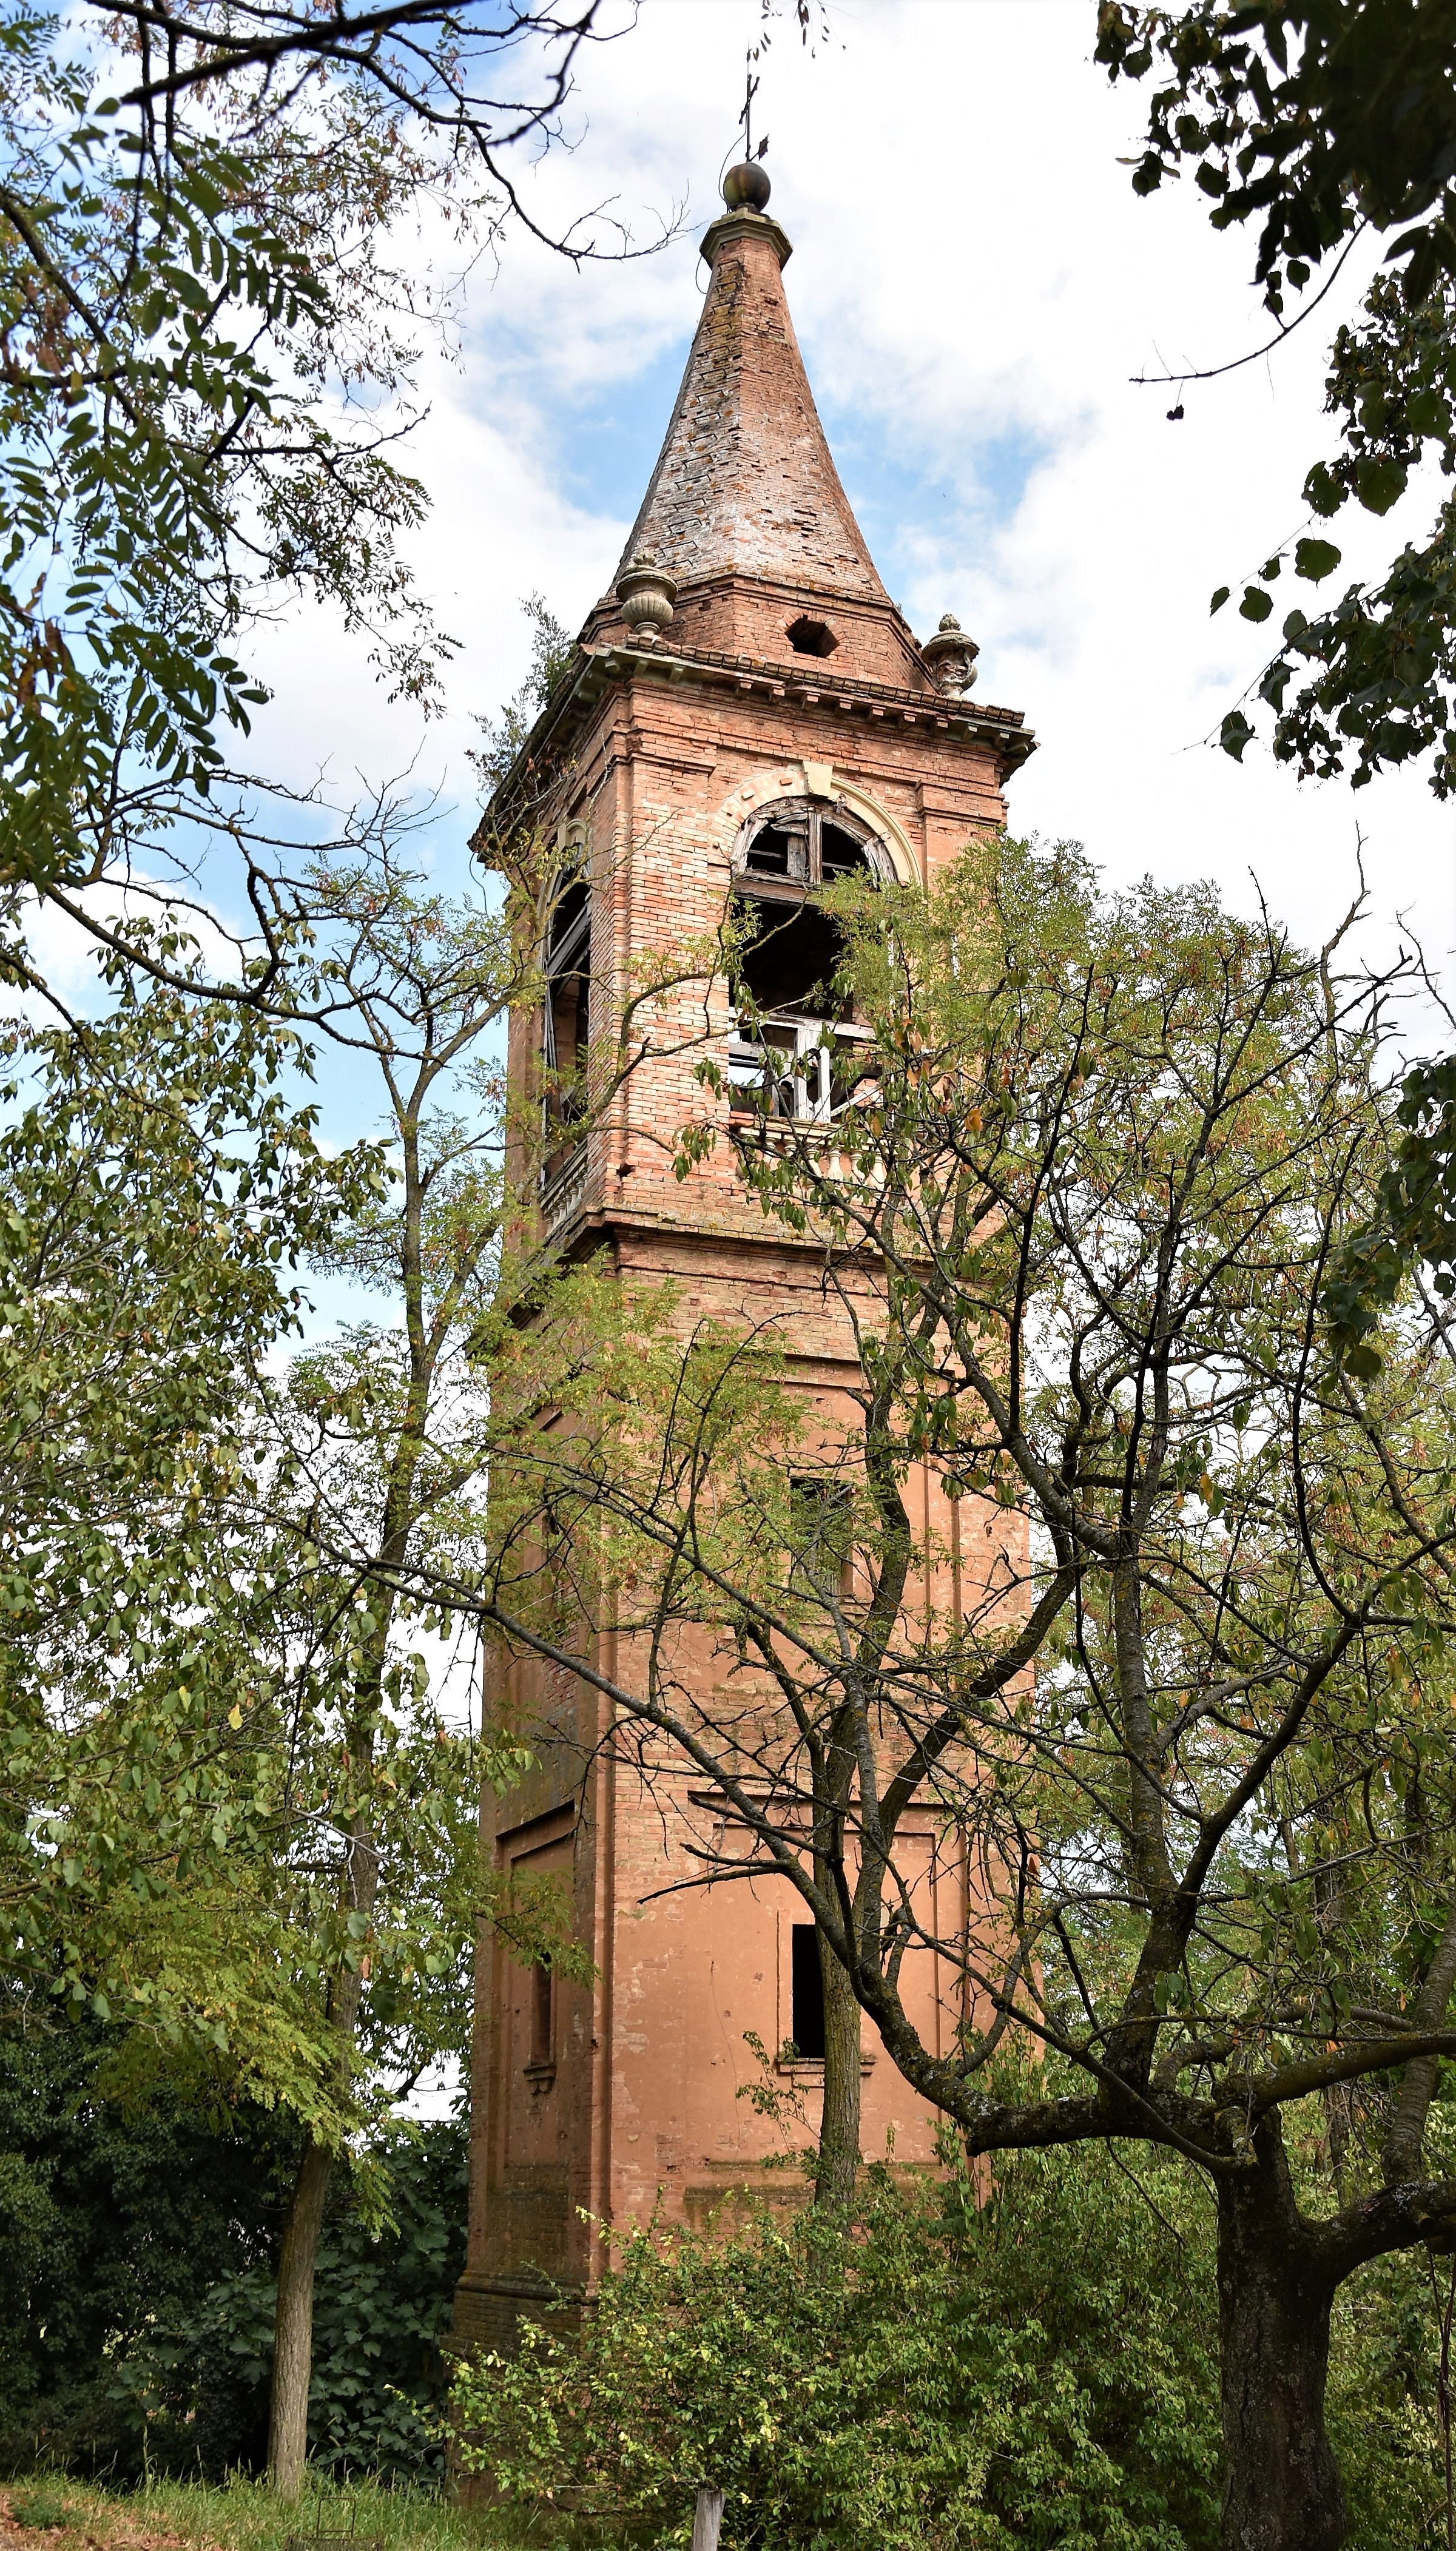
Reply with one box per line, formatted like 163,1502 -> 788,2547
727,797 -> 886,1122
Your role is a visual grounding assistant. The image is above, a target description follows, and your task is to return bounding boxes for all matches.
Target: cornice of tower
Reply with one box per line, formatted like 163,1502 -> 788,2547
696,204 -> 794,272
471,637 -> 1034,854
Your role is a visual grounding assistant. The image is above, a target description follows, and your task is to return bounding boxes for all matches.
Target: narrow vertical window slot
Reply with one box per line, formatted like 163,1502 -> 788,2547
531,1961 -> 554,2068
790,1923 -> 826,2059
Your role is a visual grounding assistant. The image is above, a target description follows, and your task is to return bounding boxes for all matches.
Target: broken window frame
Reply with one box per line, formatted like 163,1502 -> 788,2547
728,795 -> 887,1122
726,1012 -> 874,1122
541,864 -> 590,1176
732,794 -> 893,894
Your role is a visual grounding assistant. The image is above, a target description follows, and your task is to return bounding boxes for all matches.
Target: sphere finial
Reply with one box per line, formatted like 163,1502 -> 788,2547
723,160 -> 771,213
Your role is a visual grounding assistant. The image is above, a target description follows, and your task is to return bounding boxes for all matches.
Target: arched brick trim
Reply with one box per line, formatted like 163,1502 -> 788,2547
823,779 -> 918,887
716,766 -> 918,887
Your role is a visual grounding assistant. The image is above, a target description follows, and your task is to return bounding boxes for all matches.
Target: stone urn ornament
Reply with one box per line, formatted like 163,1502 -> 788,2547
616,553 -> 677,645
922,612 -> 980,696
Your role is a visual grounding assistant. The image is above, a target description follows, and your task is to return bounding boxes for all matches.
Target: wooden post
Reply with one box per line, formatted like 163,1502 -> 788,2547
692,2488 -> 725,2551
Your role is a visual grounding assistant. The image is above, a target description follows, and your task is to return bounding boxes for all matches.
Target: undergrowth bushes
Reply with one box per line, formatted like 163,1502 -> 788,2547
0,2007 -> 465,2479
454,2142 -> 1445,2551
455,2146 -> 1223,2551
116,2117 -> 468,2479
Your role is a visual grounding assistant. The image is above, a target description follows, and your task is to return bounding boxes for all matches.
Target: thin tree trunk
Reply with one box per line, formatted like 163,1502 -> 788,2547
815,1927 -> 861,2211
1216,2120 -> 1344,2551
258,923 -> 491,2495
266,2137 -> 335,2496
263,1289 -> 417,2488
267,1820 -> 380,2492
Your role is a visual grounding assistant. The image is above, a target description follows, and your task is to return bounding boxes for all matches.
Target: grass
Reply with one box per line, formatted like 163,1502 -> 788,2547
0,2476 -> 527,2551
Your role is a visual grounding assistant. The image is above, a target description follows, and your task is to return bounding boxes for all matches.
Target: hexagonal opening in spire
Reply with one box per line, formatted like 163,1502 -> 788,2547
786,615 -> 838,659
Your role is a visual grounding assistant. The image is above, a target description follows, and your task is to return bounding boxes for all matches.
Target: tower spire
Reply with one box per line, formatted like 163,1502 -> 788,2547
612,169 -> 891,610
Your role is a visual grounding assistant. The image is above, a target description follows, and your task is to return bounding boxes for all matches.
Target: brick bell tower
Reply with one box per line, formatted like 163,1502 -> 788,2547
453,163 -> 1036,2352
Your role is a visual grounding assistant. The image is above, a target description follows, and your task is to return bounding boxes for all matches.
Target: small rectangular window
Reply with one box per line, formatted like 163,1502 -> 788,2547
530,1961 -> 553,2067
790,1923 -> 826,2059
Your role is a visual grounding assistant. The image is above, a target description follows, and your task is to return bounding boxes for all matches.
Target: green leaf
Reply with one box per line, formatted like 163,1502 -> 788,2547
1354,456 -> 1408,516
1303,462 -> 1344,520
1293,537 -> 1341,583
1405,386 -> 1449,439
1239,586 -> 1273,622
1210,585 -> 1230,615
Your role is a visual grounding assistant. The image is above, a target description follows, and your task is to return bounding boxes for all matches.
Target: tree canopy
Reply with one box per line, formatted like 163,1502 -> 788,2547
467,836 -> 1456,2550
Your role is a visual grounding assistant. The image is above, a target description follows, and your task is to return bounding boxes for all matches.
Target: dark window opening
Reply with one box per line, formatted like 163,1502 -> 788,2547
728,801 -> 884,1122
530,1961 -> 554,2067
790,1924 -> 826,2058
786,616 -> 838,659
727,907 -> 877,1120
543,871 -> 590,1162
547,974 -> 588,1096
735,894 -> 846,1018
790,1474 -> 855,1597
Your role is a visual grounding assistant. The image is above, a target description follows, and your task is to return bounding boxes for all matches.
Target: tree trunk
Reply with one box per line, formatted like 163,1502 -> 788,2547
815,1926 -> 861,2211
266,2135 -> 335,2496
1383,1882 -> 1456,2184
265,1750 -> 382,2487
1216,2120 -> 1344,2551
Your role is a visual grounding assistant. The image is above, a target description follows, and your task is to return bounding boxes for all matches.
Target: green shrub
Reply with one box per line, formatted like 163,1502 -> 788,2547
454,2140 -> 1456,2551
1327,2245 -> 1448,2550
7,2490 -> 73,2530
454,2144 -> 1225,2551
0,2003 -> 298,2475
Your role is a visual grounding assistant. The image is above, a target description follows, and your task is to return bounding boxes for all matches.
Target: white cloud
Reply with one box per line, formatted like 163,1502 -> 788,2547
7,872 -> 247,1025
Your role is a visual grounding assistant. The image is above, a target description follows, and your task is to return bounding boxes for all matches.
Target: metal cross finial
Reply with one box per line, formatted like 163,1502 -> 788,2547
741,61 -> 760,161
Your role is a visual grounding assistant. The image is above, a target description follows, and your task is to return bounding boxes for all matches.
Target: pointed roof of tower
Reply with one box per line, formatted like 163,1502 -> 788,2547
614,183 -> 891,605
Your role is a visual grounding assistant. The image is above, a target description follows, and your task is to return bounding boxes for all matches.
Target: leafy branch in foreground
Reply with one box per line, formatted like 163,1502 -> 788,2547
1098,0 -> 1456,794
1094,0 -> 1456,314
0,959 -> 377,2004
0,0 -> 670,1006
0,9 -> 460,903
